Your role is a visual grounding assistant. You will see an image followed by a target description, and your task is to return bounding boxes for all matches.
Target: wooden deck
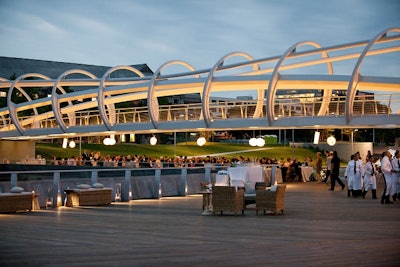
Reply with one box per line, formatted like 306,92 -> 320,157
1,182 -> 399,267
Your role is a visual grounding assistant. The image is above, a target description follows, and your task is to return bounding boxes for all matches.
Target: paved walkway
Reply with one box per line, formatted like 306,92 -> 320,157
1,182 -> 399,267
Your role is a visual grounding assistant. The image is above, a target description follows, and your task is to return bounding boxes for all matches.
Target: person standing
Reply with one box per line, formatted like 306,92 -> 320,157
381,150 -> 394,204
353,152 -> 364,197
362,155 -> 377,199
345,153 -> 362,197
82,149 -> 90,166
315,152 -> 323,182
391,150 -> 400,201
329,151 -> 345,191
324,151 -> 333,184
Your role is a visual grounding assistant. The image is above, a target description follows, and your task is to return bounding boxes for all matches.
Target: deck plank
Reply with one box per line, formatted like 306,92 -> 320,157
1,182 -> 399,266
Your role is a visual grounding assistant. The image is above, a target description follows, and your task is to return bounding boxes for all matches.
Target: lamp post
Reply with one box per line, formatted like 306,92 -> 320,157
174,132 -> 176,157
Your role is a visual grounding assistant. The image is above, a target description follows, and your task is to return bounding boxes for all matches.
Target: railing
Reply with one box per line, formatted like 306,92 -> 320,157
0,166 -> 215,207
0,164 -> 282,208
3,92 -> 399,131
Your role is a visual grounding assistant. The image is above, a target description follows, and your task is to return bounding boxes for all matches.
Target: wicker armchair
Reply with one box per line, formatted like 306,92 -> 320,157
212,186 -> 244,216
255,185 -> 286,215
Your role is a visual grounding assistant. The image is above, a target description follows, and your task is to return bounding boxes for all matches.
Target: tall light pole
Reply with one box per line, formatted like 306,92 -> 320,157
174,132 -> 177,157
351,130 -> 354,154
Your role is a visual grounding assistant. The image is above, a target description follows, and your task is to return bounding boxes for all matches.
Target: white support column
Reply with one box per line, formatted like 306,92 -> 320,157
52,172 -> 61,207
10,173 -> 17,188
180,168 -> 187,196
122,170 -> 132,202
91,171 -> 98,185
204,165 -> 211,184
154,169 -> 161,198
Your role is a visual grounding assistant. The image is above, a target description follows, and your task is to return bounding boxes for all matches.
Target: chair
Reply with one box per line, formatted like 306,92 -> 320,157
244,182 -> 267,206
212,186 -> 244,216
255,185 -> 286,215
0,193 -> 33,213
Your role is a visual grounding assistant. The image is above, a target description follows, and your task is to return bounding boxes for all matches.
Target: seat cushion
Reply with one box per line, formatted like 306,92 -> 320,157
10,186 -> 24,193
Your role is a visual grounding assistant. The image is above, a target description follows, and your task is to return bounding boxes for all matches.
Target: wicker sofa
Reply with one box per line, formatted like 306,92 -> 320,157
255,184 -> 286,215
0,192 -> 33,213
64,188 -> 112,207
212,186 -> 244,216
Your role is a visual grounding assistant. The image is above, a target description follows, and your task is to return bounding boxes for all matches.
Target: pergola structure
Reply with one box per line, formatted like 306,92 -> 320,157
0,27 -> 399,141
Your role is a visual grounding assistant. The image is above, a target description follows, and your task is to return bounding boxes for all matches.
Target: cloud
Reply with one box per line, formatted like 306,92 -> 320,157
0,0 -> 398,76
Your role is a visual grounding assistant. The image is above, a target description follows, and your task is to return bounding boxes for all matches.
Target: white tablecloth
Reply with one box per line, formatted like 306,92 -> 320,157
301,166 -> 314,182
227,166 -> 264,191
215,174 -> 230,186
265,167 -> 282,184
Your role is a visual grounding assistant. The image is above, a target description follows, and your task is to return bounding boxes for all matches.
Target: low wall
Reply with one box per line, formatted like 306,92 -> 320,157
0,166 -> 219,207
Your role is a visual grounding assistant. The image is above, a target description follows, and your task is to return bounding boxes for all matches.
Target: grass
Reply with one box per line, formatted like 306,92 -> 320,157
36,142 -> 318,161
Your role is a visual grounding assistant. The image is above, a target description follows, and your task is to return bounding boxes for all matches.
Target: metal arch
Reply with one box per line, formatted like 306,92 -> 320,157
148,60 -> 199,129
266,41 -> 333,125
7,73 -> 51,135
98,65 -> 144,130
52,69 -> 97,132
0,77 -> 9,127
345,27 -> 400,123
314,44 -> 334,116
202,52 -> 259,127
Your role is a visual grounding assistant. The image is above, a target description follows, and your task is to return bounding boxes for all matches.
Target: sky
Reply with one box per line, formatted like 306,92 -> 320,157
0,0 -> 399,75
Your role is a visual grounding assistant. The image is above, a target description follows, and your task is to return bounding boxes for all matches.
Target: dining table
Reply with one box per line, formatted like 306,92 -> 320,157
301,166 -> 314,182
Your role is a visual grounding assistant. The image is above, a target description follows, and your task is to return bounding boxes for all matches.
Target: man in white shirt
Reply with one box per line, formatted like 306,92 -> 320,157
345,153 -> 362,197
381,150 -> 394,204
391,150 -> 400,201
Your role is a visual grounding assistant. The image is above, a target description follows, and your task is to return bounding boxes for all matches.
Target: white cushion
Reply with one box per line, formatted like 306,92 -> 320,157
92,183 -> 104,188
10,186 -> 24,193
76,184 -> 91,189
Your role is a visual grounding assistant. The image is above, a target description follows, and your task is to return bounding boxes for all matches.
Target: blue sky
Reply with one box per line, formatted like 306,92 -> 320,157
0,0 -> 399,75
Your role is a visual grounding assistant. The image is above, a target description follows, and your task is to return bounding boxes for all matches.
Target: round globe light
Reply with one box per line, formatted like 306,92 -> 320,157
249,137 -> 257,147
256,137 -> 265,147
103,137 -> 110,145
109,138 -> 116,146
69,140 -> 76,148
327,136 -> 336,146
197,137 -> 206,146
150,136 -> 157,146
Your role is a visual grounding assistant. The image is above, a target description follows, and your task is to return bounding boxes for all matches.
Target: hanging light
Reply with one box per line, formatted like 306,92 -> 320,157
327,136 -> 336,146
249,137 -> 257,147
103,135 -> 116,146
256,137 -> 265,147
150,136 -> 157,146
62,138 -> 68,149
69,140 -> 76,148
109,137 -> 116,145
313,131 -> 320,145
103,137 -> 110,145
197,137 -> 206,146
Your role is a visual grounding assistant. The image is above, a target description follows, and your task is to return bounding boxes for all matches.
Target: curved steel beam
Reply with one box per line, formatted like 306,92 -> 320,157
0,77 -> 9,127
7,73 -> 51,135
202,52 -> 259,127
266,41 -> 333,124
148,60 -> 199,129
345,27 -> 400,123
98,65 -> 144,130
52,69 -> 97,132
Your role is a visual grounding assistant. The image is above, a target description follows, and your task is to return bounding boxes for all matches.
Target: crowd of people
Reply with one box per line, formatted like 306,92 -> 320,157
49,147 -> 400,204
338,149 -> 400,205
50,149 -> 286,169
